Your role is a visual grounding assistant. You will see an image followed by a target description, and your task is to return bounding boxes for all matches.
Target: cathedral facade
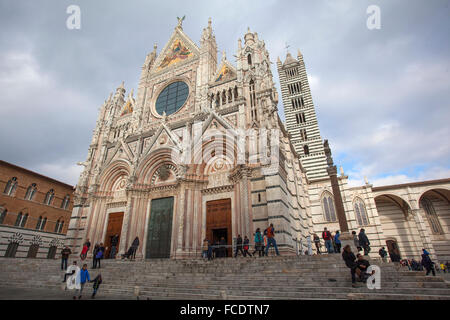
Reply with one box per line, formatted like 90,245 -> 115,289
67,19 -> 450,263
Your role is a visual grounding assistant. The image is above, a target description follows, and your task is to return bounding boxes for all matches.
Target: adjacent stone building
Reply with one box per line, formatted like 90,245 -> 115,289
67,19 -> 449,263
0,160 -> 73,258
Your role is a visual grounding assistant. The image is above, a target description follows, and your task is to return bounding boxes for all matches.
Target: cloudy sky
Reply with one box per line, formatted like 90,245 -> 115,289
0,0 -> 449,187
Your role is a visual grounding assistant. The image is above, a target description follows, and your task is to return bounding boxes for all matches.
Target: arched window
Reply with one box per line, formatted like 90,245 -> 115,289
303,145 -> 310,156
36,216 -> 46,230
44,189 -> 54,205
249,79 -> 257,121
25,183 -> 37,201
0,208 -> 7,224
14,212 -> 23,226
354,198 -> 369,226
421,198 -> 444,234
247,54 -> 252,66
58,221 -> 64,234
20,214 -> 28,228
4,177 -> 18,196
322,192 -> 337,222
61,195 -> 70,210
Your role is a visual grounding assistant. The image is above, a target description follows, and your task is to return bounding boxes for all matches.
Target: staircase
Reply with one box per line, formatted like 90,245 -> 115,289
0,255 -> 449,300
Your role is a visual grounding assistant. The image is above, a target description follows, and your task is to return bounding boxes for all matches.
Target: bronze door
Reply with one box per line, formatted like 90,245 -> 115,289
206,198 -> 232,257
146,197 -> 174,259
104,212 -> 124,258
27,244 -> 39,258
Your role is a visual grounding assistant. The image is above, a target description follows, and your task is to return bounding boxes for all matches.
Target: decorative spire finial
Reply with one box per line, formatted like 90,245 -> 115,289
176,15 -> 186,29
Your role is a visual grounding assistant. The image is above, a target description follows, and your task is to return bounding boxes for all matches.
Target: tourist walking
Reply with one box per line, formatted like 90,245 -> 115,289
421,250 -> 435,276
253,228 -> 263,257
358,229 -> 371,255
94,245 -> 104,269
61,246 -> 71,271
92,244 -> 100,269
234,234 -> 244,257
264,224 -> 280,256
322,228 -> 334,254
130,237 -> 140,260
243,236 -> 252,257
334,231 -> 341,253
352,231 -> 361,252
262,229 -> 268,256
313,233 -> 321,254
109,234 -> 119,259
378,247 -> 388,263
342,245 -> 361,288
77,264 -> 91,299
90,273 -> 102,299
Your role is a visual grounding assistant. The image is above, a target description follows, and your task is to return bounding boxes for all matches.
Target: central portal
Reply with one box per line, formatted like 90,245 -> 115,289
146,197 -> 174,259
206,198 -> 232,257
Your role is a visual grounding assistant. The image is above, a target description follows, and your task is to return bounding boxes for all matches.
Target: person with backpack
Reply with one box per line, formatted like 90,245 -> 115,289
421,250 -> 435,276
358,229 -> 370,255
253,228 -> 263,257
90,273 -> 102,299
264,224 -> 280,256
95,245 -> 104,269
243,236 -> 252,257
334,231 -> 341,253
234,234 -> 244,257
322,228 -> 334,254
313,234 -> 321,254
378,247 -> 388,263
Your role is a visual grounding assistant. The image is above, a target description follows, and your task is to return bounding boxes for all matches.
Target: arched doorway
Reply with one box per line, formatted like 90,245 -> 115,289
47,246 -> 57,259
206,198 -> 232,257
386,239 -> 401,262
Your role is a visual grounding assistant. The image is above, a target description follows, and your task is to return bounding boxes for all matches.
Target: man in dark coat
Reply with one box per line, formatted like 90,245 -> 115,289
421,251 -> 435,276
110,234 -> 119,259
358,229 -> 370,255
234,235 -> 244,257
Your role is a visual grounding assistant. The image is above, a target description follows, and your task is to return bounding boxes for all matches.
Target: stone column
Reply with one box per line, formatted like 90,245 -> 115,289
324,140 -> 356,252
118,194 -> 134,256
177,185 -> 186,254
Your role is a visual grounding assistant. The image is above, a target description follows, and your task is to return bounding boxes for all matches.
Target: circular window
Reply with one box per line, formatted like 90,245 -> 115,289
155,81 -> 189,116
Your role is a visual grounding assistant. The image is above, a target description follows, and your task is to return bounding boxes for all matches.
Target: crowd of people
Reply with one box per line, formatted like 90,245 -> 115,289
201,224 -> 281,260
312,228 -> 371,256
60,235 -> 140,299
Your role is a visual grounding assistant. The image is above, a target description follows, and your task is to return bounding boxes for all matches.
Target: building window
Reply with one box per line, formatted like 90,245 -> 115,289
36,216 -> 47,231
247,54 -> 252,66
61,195 -> 70,210
20,214 -> 28,228
354,198 -> 369,226
3,177 -> 18,196
25,183 -> 37,201
249,79 -> 257,121
303,145 -> 310,156
0,209 -> 7,224
14,212 -> 23,226
322,192 -> 337,222
44,189 -> 55,205
421,198 -> 444,235
54,219 -> 64,233
296,112 -> 306,124
300,129 -> 307,141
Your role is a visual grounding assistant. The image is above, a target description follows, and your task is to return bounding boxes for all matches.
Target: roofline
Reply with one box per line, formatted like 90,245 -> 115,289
0,160 -> 75,190
372,177 -> 450,192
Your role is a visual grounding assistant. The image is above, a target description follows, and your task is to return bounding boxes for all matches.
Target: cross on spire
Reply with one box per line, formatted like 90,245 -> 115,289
285,42 -> 290,54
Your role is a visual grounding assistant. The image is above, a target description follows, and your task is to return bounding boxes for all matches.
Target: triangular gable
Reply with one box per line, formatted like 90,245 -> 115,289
120,98 -> 134,116
213,60 -> 237,83
104,140 -> 134,167
151,27 -> 200,74
142,123 -> 183,157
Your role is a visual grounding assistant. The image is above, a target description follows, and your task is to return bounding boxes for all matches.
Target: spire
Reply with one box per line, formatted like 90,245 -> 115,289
114,82 -> 126,101
221,50 -> 227,62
